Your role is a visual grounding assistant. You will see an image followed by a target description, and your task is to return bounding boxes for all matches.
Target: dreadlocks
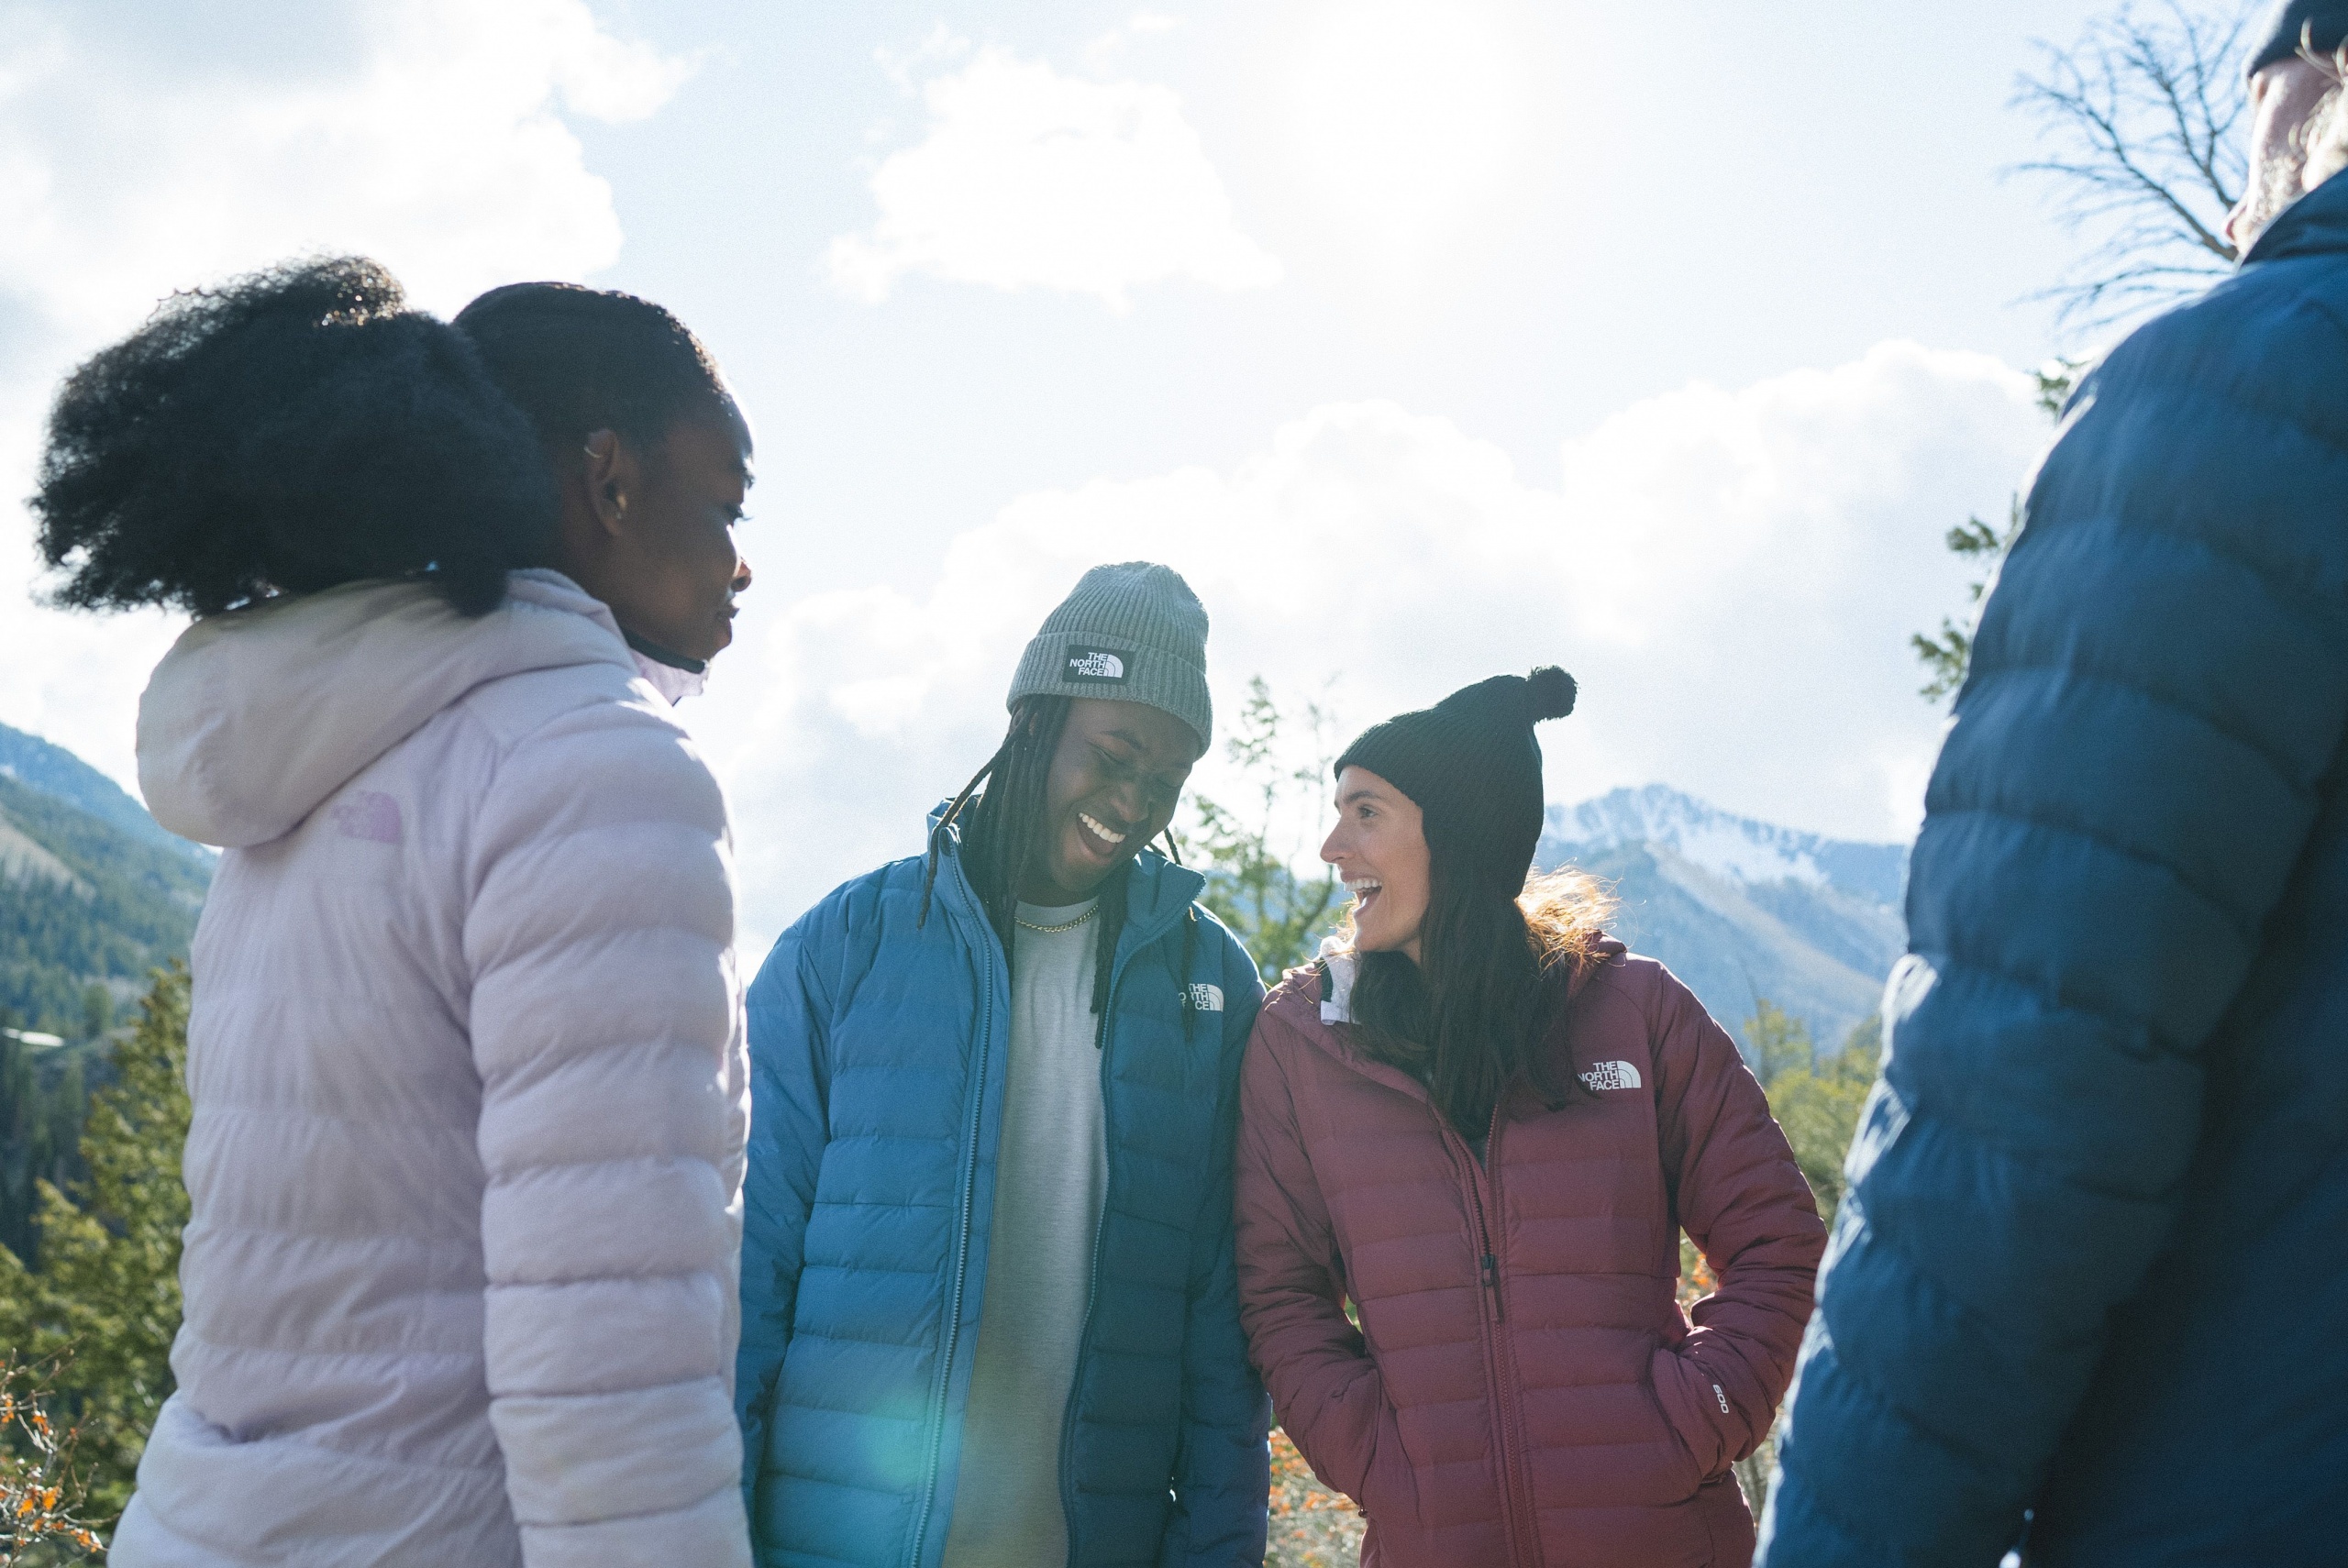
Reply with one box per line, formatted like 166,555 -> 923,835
919,696 -> 1132,1021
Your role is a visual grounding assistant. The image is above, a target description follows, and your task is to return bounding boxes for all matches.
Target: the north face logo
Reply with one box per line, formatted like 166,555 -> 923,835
1064,646 -> 1129,682
1579,1059 -> 1642,1092
327,790 -> 404,845
1186,983 -> 1224,1013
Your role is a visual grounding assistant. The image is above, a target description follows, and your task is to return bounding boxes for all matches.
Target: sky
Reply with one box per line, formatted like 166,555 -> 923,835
0,0 -> 2194,946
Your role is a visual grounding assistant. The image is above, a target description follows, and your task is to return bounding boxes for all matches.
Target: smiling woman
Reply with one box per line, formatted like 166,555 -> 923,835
1235,665 -> 1826,1568
453,281 -> 755,684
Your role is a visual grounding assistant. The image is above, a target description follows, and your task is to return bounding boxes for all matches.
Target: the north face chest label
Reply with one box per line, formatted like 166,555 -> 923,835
1579,1059 -> 1642,1092
1064,645 -> 1130,683
1186,983 -> 1224,1012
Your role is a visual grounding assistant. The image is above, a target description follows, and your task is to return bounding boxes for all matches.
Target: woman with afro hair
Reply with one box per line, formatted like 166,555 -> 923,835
38,257 -> 759,1568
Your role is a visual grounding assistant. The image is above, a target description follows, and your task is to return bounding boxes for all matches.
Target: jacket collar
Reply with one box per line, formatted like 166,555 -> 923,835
1294,934 -> 1628,1105
2244,163 -> 2348,267
922,800 -> 1208,960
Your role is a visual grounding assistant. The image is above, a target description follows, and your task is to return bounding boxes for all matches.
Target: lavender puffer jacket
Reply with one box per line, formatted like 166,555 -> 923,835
114,570 -> 752,1568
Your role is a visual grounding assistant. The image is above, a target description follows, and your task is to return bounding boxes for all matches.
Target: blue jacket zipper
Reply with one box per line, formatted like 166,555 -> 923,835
906,900 -> 1001,1568
1055,911 -> 1191,1565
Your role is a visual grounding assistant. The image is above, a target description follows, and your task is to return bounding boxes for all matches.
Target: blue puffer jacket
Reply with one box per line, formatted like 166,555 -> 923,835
1759,175 -> 2348,1565
736,813 -> 1271,1568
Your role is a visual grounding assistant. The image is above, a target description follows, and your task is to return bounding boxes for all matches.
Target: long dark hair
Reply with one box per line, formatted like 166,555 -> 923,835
33,257 -> 553,618
918,696 -> 1198,1031
1348,834 -> 1614,1138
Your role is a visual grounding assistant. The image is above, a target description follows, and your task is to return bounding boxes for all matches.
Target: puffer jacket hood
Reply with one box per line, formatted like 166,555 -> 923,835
1236,944 -> 1825,1568
138,569 -> 632,847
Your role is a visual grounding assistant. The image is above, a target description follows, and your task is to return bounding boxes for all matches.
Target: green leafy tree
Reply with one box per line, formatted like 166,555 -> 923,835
1180,677 -> 1345,982
1748,1004 -> 1883,1229
1744,999 -> 1817,1091
0,965 -> 191,1523
1710,1007 -> 1885,1518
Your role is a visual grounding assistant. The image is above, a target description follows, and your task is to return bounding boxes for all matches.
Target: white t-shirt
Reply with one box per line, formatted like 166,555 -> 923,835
941,899 -> 1109,1568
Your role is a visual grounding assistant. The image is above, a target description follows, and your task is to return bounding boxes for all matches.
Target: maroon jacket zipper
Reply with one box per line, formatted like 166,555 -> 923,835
1452,1100 -> 1542,1567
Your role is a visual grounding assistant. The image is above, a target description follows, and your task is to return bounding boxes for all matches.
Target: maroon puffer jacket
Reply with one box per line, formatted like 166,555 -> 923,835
1235,940 -> 1825,1568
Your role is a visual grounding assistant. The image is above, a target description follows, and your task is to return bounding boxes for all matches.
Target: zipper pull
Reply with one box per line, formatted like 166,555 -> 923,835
1481,1253 -> 1505,1320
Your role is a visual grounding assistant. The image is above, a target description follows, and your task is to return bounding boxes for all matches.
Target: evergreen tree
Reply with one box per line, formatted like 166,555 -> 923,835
0,1020 -> 90,1275
1913,367 -> 2074,701
0,965 -> 191,1522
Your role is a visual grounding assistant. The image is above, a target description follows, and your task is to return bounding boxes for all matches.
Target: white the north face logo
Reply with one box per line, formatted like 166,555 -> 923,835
1579,1060 -> 1642,1092
1186,983 -> 1224,1012
1068,650 -> 1125,679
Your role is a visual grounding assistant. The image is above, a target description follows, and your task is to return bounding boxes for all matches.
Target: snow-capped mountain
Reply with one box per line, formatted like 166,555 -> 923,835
1538,786 -> 1910,1061
1541,784 -> 1907,907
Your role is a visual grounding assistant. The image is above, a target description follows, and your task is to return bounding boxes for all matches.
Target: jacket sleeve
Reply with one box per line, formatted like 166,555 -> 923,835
733,908 -> 836,1523
1759,304 -> 2348,1565
1648,972 -> 1827,1476
1232,1003 -> 1406,1515
464,696 -> 753,1568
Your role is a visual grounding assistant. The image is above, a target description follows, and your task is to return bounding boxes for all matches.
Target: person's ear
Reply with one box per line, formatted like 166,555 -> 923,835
579,429 -> 639,539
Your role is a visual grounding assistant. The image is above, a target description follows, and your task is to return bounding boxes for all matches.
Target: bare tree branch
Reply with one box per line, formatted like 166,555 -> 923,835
2010,0 -> 2253,334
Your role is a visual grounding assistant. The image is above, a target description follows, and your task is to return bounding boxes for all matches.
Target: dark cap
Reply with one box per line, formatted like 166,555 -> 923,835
2249,1 -> 2348,77
1335,667 -> 1578,898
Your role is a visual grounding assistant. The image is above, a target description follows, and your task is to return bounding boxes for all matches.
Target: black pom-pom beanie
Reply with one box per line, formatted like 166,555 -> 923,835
1335,666 -> 1578,896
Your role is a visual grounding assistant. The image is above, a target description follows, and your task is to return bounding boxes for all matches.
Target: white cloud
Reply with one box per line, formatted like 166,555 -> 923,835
681,340 -> 2049,950
0,0 -> 692,334
826,39 -> 1280,310
0,0 -> 692,790
1288,0 -> 1527,253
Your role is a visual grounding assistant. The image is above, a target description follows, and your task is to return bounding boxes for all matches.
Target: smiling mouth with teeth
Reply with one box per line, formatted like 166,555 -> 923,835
1078,812 -> 1129,847
1346,878 -> 1383,910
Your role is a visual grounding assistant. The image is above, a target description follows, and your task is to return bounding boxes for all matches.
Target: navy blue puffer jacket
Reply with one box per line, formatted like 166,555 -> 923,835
736,813 -> 1270,1568
1760,174 -> 2348,1566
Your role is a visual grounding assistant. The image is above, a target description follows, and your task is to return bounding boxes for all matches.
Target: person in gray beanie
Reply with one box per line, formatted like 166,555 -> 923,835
734,562 -> 1271,1568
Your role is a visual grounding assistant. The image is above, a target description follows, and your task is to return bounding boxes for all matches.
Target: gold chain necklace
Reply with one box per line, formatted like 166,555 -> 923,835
1016,905 -> 1099,934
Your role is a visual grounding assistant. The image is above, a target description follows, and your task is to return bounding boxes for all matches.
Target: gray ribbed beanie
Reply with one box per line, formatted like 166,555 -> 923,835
1007,562 -> 1213,749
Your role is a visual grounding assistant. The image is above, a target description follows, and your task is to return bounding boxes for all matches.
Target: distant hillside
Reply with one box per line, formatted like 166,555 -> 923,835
0,722 -> 206,864
1539,785 -> 1908,1059
0,723 -> 209,1264
0,726 -> 209,1039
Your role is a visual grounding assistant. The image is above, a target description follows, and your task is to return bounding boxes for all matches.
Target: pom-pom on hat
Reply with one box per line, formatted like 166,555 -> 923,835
1335,666 -> 1578,897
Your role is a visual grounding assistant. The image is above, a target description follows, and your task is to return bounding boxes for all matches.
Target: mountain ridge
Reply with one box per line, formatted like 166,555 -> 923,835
1538,786 -> 1909,1058
0,723 -> 208,867
0,725 -> 208,1040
